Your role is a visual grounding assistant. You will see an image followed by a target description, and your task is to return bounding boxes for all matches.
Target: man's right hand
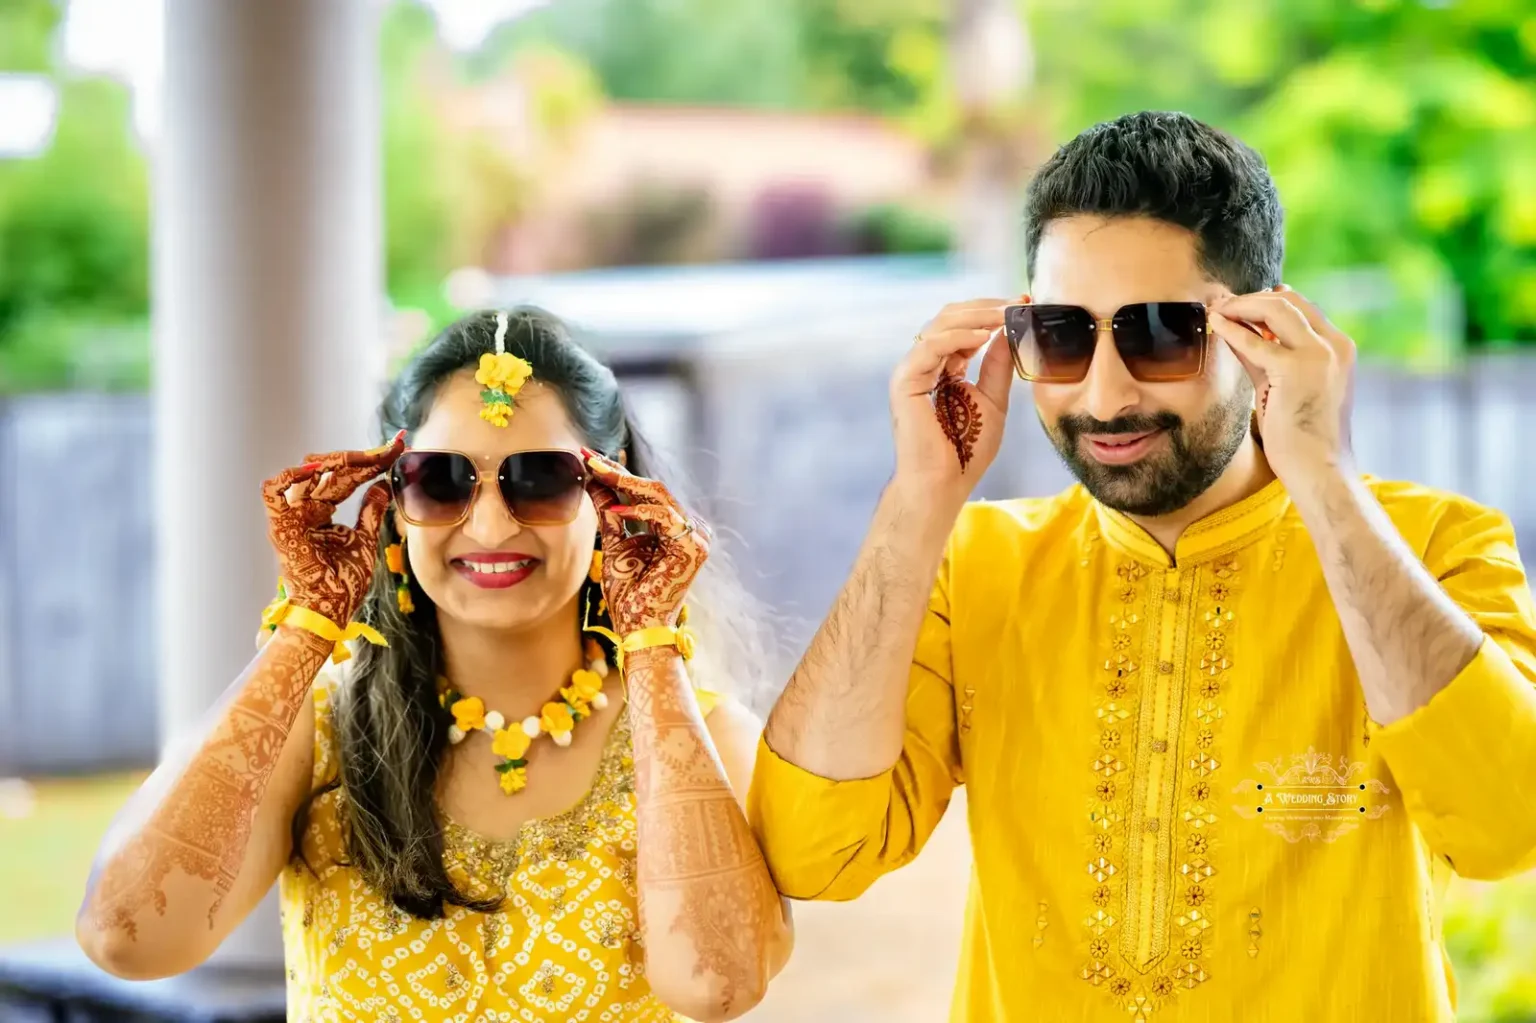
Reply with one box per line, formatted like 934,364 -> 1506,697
890,297 -> 1022,503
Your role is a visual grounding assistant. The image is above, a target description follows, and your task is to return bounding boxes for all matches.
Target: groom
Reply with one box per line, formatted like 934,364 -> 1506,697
748,111 -> 1536,1021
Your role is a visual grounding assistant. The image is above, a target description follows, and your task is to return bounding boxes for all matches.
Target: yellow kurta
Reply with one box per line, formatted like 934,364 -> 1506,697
281,674 -> 720,1023
749,478 -> 1536,1022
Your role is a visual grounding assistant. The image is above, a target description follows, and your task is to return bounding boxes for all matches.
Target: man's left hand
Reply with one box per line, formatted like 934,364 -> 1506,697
1209,285 -> 1356,487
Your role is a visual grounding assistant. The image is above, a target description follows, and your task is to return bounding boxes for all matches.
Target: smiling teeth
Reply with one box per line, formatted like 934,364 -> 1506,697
463,560 -> 533,574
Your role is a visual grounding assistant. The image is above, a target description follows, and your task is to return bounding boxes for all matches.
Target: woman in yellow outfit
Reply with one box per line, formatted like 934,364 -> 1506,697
77,309 -> 793,1021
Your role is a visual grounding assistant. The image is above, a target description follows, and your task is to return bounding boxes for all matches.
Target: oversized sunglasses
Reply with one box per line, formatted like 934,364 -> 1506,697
390,449 -> 589,528
1003,301 -> 1210,383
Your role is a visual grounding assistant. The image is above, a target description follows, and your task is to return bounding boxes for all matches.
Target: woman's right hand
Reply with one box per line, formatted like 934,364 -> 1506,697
260,432 -> 405,625
890,298 -> 1022,500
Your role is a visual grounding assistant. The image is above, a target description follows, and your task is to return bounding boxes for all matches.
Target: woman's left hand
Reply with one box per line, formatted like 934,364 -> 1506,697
583,449 -> 711,635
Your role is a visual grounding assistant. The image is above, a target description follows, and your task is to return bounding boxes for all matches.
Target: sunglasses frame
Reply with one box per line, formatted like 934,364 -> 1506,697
390,447 -> 590,528
1003,301 -> 1210,384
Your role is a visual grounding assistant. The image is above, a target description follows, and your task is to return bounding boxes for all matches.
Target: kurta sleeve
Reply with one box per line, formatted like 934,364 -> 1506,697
1370,502 -> 1536,880
747,547 -> 963,902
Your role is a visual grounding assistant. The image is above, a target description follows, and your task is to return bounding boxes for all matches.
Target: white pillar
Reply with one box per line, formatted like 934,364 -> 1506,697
154,0 -> 382,967
949,0 -> 1033,281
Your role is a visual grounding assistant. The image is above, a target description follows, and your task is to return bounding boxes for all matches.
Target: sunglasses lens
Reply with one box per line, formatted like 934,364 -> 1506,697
499,451 -> 587,525
1114,302 -> 1208,381
1006,304 -> 1097,382
392,452 -> 477,526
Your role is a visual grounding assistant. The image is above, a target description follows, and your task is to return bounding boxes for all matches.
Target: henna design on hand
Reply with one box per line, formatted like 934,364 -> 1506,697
933,374 -> 983,471
261,436 -> 403,625
82,628 -> 333,941
583,452 -> 711,635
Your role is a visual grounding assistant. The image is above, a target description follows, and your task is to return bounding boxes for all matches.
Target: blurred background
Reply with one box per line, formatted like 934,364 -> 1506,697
1,0 -> 1534,1020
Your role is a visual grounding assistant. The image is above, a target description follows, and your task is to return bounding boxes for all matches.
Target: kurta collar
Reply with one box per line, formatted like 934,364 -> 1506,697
1092,478 -> 1292,568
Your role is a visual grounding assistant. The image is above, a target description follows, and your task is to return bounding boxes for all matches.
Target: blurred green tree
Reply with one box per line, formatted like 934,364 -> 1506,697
0,70 -> 149,391
0,0 -> 58,71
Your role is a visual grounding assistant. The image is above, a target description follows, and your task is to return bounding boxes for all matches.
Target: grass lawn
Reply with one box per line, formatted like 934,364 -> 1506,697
0,773 -> 144,946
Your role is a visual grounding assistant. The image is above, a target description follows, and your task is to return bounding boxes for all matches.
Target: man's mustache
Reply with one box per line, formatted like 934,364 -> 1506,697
1057,411 -> 1183,440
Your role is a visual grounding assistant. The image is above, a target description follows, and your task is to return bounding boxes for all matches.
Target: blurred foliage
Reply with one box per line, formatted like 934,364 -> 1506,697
0,0 -> 57,72
0,74 -> 149,391
848,202 -> 954,254
1444,875 -> 1536,1023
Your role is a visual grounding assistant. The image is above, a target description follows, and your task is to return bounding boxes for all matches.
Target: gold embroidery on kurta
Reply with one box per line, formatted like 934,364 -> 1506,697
1082,560 -> 1147,993
1084,555 -> 1239,1019
1248,907 -> 1263,957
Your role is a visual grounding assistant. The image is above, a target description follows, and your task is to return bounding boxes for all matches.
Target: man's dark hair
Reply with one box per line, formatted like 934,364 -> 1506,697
1023,111 -> 1284,294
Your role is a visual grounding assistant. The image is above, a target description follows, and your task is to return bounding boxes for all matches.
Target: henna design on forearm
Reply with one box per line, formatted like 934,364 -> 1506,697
627,649 -> 782,1015
82,628 -> 332,940
81,444 -> 399,947
933,374 -> 983,470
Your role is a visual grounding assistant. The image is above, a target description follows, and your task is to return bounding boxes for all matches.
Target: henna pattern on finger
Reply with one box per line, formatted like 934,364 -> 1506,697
934,374 -> 983,470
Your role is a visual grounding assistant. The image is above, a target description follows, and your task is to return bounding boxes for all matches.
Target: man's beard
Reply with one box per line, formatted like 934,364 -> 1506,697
1044,385 -> 1253,517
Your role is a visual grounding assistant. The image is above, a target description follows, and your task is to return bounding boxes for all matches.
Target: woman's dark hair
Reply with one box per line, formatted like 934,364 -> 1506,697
1023,110 -> 1285,295
291,307 -> 774,918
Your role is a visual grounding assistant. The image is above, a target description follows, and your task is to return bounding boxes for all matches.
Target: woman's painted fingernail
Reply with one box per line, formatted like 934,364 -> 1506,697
609,505 -> 635,515
300,462 -> 323,473
392,428 -> 407,444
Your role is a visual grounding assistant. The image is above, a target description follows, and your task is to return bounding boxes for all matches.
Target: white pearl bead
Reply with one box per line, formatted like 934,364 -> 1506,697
484,711 -> 506,732
591,692 -> 609,710
522,716 -> 542,738
552,730 -> 573,747
448,725 -> 466,745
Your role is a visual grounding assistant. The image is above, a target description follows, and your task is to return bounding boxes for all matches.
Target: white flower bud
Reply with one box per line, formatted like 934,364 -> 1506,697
448,725 -> 466,745
484,711 -> 506,732
522,716 -> 542,738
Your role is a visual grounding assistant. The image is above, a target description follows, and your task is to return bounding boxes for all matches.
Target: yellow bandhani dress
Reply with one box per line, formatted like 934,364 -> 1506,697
749,478 -> 1536,1023
281,673 -> 720,1022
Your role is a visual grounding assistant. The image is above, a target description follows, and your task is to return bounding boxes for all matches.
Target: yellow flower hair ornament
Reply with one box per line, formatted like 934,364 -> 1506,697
476,311 -> 534,427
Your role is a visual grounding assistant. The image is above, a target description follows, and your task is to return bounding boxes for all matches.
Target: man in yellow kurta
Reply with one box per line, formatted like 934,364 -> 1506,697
748,111 -> 1536,1022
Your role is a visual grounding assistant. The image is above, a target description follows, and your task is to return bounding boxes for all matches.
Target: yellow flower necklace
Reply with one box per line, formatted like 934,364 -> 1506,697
437,639 -> 612,795
475,311 -> 534,428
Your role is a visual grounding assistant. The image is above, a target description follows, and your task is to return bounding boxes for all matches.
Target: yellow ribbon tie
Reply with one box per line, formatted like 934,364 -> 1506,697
619,624 -> 696,671
261,593 -> 387,665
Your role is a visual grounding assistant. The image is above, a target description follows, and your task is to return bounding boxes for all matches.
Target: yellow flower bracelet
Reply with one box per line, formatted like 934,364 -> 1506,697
260,581 -> 388,665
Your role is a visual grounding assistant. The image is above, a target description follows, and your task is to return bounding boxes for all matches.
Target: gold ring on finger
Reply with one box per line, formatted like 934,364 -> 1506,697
662,519 -> 695,543
913,333 -> 924,347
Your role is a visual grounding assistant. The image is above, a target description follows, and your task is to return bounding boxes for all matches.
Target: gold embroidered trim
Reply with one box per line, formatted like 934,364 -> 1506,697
1082,555 -> 1239,1019
1247,908 -> 1263,957
1034,901 -> 1049,948
1118,569 -> 1189,969
1081,559 -> 1147,996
